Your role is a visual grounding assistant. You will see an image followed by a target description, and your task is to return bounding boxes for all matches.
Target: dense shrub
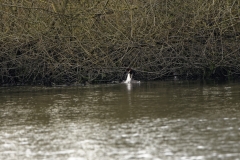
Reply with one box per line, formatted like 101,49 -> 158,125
0,0 -> 239,85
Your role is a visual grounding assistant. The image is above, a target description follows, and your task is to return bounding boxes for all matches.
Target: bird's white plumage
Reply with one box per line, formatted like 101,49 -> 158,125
124,73 -> 132,83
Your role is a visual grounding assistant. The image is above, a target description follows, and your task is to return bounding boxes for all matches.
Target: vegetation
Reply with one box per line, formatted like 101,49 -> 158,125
0,0 -> 239,85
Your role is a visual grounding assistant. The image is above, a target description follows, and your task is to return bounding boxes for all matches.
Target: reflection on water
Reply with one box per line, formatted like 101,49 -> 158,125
0,81 -> 240,160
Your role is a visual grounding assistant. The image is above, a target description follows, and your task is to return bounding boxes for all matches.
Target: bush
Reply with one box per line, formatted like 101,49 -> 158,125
0,0 -> 239,85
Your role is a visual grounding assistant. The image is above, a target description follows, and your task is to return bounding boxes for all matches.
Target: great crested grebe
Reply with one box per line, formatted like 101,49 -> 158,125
124,68 -> 140,83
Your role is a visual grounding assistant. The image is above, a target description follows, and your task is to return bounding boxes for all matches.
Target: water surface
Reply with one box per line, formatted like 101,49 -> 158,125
0,81 -> 240,160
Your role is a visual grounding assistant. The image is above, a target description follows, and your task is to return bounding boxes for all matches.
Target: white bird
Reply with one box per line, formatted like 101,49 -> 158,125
124,68 -> 140,84
124,72 -> 132,83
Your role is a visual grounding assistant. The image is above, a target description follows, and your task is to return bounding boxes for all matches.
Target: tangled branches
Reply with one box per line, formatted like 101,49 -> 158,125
0,0 -> 240,85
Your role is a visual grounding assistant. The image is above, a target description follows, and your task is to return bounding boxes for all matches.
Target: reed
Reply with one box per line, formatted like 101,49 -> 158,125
0,0 -> 239,85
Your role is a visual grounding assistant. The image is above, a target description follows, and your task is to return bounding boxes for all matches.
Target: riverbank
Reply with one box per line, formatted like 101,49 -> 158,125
1,0 -> 239,85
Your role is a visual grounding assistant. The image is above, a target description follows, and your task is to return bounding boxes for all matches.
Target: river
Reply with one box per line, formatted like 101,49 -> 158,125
0,80 -> 240,160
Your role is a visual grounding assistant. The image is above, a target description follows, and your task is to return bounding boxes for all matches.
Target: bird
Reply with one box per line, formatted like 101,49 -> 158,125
124,68 -> 140,83
124,70 -> 132,83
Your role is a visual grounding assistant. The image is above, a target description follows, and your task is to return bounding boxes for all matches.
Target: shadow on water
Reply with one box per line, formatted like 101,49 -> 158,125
0,80 -> 240,159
